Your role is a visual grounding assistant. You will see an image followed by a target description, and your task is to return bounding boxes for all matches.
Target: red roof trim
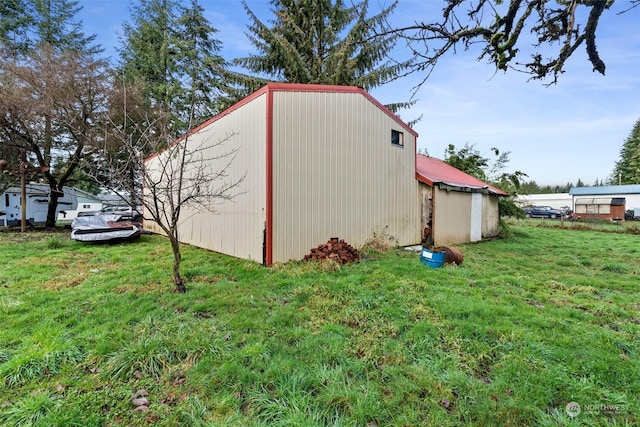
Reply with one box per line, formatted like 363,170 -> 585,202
144,85 -> 270,163
145,82 -> 417,163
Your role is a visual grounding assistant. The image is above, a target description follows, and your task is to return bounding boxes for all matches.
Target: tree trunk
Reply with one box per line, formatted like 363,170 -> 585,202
169,236 -> 186,293
46,186 -> 60,228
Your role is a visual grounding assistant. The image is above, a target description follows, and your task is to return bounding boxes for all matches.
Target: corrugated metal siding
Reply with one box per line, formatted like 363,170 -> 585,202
270,90 -> 420,262
481,195 -> 500,238
144,94 -> 267,263
433,188 -> 472,245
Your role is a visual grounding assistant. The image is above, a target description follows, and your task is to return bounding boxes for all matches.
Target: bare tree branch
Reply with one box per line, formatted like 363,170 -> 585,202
94,80 -> 245,292
375,0 -> 634,91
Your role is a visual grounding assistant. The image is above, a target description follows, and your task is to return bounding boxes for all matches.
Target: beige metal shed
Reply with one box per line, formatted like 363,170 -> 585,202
145,83 -> 421,265
415,155 -> 507,245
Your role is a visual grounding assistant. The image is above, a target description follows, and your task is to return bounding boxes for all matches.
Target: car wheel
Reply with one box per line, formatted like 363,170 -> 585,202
526,213 -> 532,218
550,214 -> 557,219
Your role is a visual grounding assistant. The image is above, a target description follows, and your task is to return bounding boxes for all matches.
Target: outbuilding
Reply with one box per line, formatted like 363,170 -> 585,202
570,185 -> 640,221
415,155 -> 507,245
144,83 -> 421,265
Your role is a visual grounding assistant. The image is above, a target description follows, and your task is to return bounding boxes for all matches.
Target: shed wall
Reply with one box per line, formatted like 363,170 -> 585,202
270,90 -> 420,262
432,187 -> 472,245
481,194 -> 500,238
430,187 -> 500,244
144,94 -> 268,262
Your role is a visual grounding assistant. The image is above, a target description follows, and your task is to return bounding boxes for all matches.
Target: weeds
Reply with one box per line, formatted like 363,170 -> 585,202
45,237 -> 64,249
0,229 -> 638,425
360,228 -> 397,254
0,391 -> 57,426
0,324 -> 84,386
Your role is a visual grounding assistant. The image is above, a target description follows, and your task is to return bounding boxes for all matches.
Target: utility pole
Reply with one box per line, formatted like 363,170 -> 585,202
0,150 -> 29,232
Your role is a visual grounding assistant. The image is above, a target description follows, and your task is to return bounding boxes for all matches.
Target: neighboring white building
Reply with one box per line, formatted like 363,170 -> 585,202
145,83 -> 421,265
516,193 -> 572,210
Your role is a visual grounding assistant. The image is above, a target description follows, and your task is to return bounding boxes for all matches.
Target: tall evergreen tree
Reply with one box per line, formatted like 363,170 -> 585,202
229,0 -> 412,107
119,0 -> 229,136
173,0 -> 229,124
610,119 -> 640,185
120,0 -> 181,115
32,0 -> 96,51
0,0 -> 32,55
0,0 -> 97,55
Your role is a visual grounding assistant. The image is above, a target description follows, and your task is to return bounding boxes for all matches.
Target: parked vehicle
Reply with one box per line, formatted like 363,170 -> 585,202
74,205 -> 142,223
522,205 -> 565,219
625,209 -> 640,221
71,212 -> 141,243
69,204 -> 143,242
56,202 -> 104,227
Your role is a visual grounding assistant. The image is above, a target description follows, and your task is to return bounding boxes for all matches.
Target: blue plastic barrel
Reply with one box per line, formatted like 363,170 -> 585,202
420,248 -> 446,268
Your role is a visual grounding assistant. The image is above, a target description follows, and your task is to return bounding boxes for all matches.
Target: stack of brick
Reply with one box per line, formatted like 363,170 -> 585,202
304,237 -> 360,264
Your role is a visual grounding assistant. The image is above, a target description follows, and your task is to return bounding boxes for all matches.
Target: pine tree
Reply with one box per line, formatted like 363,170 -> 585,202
611,119 -> 640,185
0,0 -> 97,55
0,0 -> 32,55
119,0 -> 181,114
173,0 -> 230,124
119,0 -> 228,136
228,0 -> 412,106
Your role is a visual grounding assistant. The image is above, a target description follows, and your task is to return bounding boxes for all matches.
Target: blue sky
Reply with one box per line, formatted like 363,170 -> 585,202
77,0 -> 640,186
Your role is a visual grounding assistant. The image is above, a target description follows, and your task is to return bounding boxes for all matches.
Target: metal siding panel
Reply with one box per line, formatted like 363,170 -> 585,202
146,94 -> 267,263
433,188 -> 472,245
271,90 -> 419,262
482,195 -> 500,238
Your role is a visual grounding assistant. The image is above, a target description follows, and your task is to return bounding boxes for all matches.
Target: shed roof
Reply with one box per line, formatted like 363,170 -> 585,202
415,155 -> 508,196
574,197 -> 625,205
569,184 -> 640,196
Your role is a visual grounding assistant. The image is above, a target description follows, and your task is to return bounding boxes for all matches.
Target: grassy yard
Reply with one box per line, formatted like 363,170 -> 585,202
0,225 -> 638,426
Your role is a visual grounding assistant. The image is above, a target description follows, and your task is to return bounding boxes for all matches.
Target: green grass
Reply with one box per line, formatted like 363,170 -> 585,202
0,226 -> 638,426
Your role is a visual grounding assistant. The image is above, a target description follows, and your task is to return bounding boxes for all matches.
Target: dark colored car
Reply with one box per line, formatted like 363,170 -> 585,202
523,205 -> 565,219
625,209 -> 640,221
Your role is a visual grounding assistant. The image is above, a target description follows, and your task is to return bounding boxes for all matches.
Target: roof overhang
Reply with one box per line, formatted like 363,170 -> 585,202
416,174 -> 507,196
574,197 -> 625,206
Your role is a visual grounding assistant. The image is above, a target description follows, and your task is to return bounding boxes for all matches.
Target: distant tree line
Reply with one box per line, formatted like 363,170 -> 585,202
518,178 -> 605,195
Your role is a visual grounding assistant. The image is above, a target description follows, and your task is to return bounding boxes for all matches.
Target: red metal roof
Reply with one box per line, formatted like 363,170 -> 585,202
415,155 -> 508,196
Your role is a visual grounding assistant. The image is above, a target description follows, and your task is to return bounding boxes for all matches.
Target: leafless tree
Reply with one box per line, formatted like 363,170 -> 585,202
0,44 -> 108,226
100,82 -> 244,293
380,0 -> 639,90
